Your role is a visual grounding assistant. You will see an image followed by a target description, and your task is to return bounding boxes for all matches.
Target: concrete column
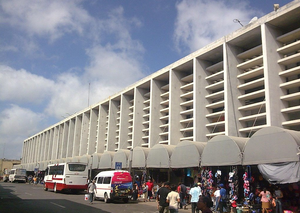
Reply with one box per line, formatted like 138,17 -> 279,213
21,141 -> 26,164
194,58 -> 210,141
150,79 -> 164,147
73,115 -> 82,157
79,112 -> 89,156
43,131 -> 49,161
48,128 -> 54,160
67,119 -> 75,158
53,127 -> 59,161
107,99 -> 118,151
169,69 -> 182,145
88,108 -> 98,155
51,126 -> 59,160
32,137 -> 37,163
224,43 -> 243,136
119,94 -> 131,149
61,121 -> 69,158
96,104 -> 108,153
57,124 -> 64,159
261,23 -> 285,127
133,87 -> 146,147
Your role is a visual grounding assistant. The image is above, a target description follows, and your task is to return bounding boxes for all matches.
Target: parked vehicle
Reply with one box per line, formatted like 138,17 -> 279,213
43,162 -> 88,193
94,170 -> 133,203
9,168 -> 27,183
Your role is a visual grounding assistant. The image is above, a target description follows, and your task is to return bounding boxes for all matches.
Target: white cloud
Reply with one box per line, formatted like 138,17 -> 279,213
44,72 -> 89,118
0,1 -> 147,160
0,0 -> 92,41
85,45 -> 144,88
174,0 -> 258,53
0,105 -> 46,159
0,65 -> 54,104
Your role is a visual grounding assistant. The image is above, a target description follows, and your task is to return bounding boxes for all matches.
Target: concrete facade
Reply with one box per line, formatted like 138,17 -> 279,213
21,0 -> 300,171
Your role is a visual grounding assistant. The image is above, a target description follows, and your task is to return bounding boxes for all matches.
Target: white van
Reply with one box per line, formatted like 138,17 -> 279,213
94,170 -> 133,203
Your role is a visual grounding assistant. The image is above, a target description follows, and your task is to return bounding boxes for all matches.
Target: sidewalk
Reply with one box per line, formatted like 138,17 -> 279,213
136,198 -> 190,212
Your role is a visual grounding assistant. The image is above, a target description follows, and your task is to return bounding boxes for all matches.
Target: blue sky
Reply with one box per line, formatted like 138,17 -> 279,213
0,0 -> 293,160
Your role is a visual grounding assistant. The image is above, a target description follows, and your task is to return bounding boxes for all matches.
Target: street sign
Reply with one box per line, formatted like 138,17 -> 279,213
115,162 -> 122,170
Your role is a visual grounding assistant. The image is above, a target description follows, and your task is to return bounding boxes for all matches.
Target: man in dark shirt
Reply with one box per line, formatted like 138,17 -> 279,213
156,182 -> 171,213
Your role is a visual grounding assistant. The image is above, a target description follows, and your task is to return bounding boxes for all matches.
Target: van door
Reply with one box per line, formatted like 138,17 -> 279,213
95,176 -> 104,198
102,176 -> 112,198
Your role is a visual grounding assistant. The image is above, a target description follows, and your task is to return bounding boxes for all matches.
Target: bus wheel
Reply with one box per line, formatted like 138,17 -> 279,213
44,185 -> 48,191
104,193 -> 109,203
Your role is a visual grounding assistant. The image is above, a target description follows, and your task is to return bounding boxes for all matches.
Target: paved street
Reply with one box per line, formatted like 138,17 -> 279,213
0,182 -> 190,213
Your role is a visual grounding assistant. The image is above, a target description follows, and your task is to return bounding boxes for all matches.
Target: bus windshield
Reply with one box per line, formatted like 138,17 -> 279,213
68,164 -> 86,172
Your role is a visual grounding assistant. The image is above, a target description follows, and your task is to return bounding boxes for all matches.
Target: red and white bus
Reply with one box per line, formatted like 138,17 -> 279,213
44,162 -> 88,193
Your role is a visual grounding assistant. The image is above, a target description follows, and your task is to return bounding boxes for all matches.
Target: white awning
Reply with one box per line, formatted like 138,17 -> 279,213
243,126 -> 300,165
170,141 -> 206,168
112,149 -> 131,169
146,144 -> 175,168
91,153 -> 102,169
201,135 -> 248,166
132,147 -> 150,168
99,151 -> 115,169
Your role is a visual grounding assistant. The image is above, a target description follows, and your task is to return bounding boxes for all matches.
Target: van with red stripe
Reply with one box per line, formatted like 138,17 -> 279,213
94,170 -> 133,203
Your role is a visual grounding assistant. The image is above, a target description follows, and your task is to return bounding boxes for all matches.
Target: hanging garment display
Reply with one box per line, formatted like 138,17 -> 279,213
228,166 -> 239,200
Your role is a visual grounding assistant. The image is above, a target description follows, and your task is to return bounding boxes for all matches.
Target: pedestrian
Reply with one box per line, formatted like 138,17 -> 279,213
146,179 -> 154,201
142,183 -> 148,202
214,186 -> 220,212
178,182 -> 188,209
259,187 -> 271,213
156,181 -> 171,213
274,185 -> 283,213
87,180 -> 97,204
33,176 -> 37,185
132,180 -> 139,201
166,184 -> 180,213
189,183 -> 202,213
218,184 -> 227,213
197,196 -> 213,213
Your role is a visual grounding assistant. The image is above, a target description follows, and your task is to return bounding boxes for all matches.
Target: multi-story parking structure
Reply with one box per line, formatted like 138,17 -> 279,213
21,1 -> 300,176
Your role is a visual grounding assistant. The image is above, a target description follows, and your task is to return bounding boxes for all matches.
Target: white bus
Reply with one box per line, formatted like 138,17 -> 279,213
9,168 -> 27,183
44,162 -> 88,193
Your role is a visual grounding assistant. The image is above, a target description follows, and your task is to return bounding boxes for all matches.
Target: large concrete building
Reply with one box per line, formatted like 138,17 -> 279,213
21,0 -> 300,173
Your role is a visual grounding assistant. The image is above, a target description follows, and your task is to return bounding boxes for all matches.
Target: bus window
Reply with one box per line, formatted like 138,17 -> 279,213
68,164 -> 86,171
103,177 -> 111,184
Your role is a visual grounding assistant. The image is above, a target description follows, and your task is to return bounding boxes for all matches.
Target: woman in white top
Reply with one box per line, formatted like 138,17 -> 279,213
213,186 -> 220,212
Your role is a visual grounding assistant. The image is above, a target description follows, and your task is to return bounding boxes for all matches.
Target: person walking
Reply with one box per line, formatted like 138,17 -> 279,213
259,187 -> 271,213
88,180 -> 97,204
167,184 -> 180,213
274,185 -> 283,213
157,182 -> 171,213
189,183 -> 202,213
218,184 -> 227,213
142,182 -> 148,202
146,179 -> 154,201
214,186 -> 220,212
178,182 -> 187,209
